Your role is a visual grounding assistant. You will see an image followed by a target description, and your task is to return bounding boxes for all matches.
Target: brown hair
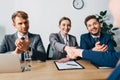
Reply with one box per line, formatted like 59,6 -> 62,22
12,11 -> 28,22
59,17 -> 71,26
84,15 -> 99,26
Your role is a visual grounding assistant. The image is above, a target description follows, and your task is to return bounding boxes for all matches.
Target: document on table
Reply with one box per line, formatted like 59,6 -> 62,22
93,64 -> 113,69
54,60 -> 84,70
97,66 -> 113,69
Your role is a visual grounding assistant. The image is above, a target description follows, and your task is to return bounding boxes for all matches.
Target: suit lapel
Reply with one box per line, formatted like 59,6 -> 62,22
12,33 -> 18,49
28,32 -> 32,47
14,32 -> 18,40
89,34 -> 95,47
58,32 -> 65,44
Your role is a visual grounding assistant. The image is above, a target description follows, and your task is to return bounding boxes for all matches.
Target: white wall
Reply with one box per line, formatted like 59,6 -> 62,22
0,0 -> 110,50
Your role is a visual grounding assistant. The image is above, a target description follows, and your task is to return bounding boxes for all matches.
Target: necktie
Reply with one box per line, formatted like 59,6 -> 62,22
21,53 -> 24,61
21,37 -> 25,61
21,36 -> 25,40
94,37 -> 99,43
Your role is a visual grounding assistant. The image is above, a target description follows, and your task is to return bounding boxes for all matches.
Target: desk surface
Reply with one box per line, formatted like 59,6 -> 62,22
0,60 -> 113,80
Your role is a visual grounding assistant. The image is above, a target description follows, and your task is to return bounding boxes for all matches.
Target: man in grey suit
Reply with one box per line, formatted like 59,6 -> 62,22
49,17 -> 78,60
0,11 -> 46,61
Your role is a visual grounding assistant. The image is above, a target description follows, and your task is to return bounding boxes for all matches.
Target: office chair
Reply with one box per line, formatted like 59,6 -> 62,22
47,44 -> 53,60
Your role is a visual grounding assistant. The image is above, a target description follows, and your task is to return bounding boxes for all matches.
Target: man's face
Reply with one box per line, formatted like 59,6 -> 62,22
86,19 -> 101,36
109,0 -> 120,28
13,16 -> 29,35
59,20 -> 71,36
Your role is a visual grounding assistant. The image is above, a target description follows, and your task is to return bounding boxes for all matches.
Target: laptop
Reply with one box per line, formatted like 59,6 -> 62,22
0,53 -> 21,73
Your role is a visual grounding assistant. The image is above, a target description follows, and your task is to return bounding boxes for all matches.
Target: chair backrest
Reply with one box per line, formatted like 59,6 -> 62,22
47,44 -> 53,60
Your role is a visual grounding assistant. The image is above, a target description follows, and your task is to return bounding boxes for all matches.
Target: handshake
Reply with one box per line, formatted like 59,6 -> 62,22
57,46 -> 82,63
64,46 -> 82,59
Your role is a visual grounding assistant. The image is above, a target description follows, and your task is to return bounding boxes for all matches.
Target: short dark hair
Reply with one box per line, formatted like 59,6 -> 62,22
12,11 -> 28,22
84,15 -> 99,26
59,17 -> 71,26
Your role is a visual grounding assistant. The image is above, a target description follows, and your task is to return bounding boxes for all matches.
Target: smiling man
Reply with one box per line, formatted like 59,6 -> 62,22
80,15 -> 115,52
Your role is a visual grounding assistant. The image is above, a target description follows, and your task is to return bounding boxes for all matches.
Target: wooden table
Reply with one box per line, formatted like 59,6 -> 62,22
0,60 -> 113,80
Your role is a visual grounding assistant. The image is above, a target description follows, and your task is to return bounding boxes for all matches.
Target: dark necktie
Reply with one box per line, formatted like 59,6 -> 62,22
94,37 -> 99,43
21,53 -> 24,61
21,37 -> 25,61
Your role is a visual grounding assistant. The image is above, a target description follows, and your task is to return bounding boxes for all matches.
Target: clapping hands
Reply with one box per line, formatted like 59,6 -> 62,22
14,38 -> 30,54
92,42 -> 108,52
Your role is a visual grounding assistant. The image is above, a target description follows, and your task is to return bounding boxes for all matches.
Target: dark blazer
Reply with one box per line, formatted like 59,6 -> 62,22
49,32 -> 78,60
80,33 -> 115,52
0,32 -> 46,61
82,50 -> 120,67
107,64 -> 120,80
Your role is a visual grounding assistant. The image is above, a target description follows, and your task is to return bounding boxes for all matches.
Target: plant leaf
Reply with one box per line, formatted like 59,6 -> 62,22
112,39 -> 117,47
109,24 -> 113,29
100,10 -> 107,16
112,28 -> 119,30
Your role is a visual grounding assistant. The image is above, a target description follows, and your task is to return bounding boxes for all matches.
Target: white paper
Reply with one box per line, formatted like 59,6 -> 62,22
98,67 -> 112,69
55,61 -> 83,70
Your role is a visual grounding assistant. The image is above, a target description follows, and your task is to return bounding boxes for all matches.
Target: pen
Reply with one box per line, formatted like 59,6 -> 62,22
67,64 -> 78,66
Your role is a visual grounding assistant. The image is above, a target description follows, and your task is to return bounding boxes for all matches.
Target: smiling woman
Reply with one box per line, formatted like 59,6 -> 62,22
49,17 -> 78,60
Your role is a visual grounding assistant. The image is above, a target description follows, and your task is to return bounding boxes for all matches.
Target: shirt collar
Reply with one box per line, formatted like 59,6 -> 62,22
91,33 -> 100,38
17,32 -> 28,39
60,31 -> 69,41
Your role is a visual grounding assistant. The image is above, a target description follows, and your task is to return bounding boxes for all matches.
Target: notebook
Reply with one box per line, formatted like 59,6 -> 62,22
0,53 -> 21,73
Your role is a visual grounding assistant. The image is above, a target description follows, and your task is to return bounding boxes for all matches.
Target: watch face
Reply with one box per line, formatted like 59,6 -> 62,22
73,0 -> 84,10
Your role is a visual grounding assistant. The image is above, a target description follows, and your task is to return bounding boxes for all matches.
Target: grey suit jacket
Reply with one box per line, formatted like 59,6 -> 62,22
49,32 -> 78,60
0,32 -> 46,61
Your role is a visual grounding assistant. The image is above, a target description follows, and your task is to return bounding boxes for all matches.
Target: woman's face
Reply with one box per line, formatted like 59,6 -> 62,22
59,20 -> 71,36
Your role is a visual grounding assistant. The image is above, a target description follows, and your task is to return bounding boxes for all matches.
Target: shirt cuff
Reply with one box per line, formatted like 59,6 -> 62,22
79,49 -> 83,57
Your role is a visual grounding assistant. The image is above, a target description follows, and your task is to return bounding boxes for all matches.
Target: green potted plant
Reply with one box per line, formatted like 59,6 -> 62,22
96,10 -> 119,47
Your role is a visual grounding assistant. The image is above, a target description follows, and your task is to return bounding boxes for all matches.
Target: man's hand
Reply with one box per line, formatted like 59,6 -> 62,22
57,57 -> 70,63
15,38 -> 30,53
65,47 -> 82,59
92,42 -> 108,52
64,46 -> 76,56
67,48 -> 82,59
13,47 -> 23,54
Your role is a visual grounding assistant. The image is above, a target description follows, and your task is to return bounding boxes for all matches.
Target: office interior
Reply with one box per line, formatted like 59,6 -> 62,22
2,0 -> 120,51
